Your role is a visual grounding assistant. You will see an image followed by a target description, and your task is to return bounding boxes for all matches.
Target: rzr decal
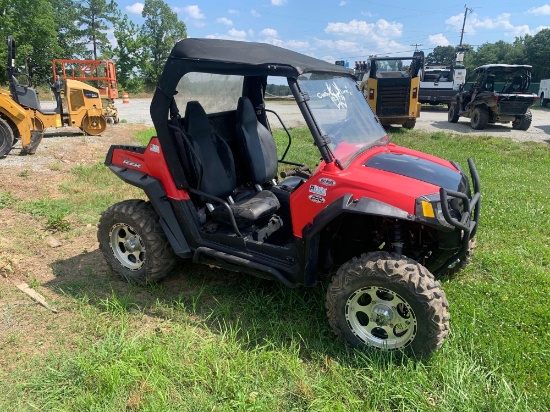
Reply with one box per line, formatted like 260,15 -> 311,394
309,195 -> 325,203
309,184 -> 327,196
123,159 -> 142,169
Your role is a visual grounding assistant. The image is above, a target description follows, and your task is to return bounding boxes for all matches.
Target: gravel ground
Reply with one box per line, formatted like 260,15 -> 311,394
112,97 -> 550,144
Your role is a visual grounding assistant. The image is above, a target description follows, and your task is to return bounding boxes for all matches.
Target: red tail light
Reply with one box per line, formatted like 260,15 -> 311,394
369,89 -> 374,100
412,87 -> 418,99
534,96 -> 538,104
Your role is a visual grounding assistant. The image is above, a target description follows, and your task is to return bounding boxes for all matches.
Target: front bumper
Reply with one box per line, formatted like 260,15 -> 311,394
433,158 -> 481,275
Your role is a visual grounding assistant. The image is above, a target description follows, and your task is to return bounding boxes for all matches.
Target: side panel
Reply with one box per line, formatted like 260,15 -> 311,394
107,137 -> 190,201
361,78 -> 378,114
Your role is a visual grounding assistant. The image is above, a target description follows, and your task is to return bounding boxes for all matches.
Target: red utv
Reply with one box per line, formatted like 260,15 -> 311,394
98,39 -> 481,358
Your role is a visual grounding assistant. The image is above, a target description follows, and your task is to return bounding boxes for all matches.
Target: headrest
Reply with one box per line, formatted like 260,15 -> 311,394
184,101 -> 211,138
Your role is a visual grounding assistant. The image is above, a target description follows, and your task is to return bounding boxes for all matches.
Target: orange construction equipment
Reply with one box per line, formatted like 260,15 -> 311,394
1,37 -> 106,158
52,59 -> 119,123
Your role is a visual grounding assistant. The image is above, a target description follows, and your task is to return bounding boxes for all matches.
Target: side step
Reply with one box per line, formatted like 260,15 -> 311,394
193,247 -> 297,288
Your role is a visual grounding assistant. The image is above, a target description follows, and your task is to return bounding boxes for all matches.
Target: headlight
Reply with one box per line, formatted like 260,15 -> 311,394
415,194 -> 455,230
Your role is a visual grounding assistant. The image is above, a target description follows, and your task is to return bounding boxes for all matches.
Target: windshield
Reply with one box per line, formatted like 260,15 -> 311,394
297,73 -> 388,167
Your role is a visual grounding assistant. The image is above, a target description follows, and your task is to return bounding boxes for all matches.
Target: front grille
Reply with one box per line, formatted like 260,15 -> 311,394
377,81 -> 410,116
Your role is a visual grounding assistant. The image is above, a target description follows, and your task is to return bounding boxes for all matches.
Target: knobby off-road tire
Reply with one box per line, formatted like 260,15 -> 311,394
98,199 -> 177,284
0,117 -> 14,158
470,106 -> 489,130
448,103 -> 459,123
442,237 -> 476,277
326,251 -> 450,358
512,109 -> 532,131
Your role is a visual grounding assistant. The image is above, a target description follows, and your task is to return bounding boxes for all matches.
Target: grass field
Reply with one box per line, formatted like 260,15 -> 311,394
0,127 -> 549,411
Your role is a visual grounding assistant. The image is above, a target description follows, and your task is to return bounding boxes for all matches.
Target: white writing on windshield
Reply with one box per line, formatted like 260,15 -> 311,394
317,82 -> 350,109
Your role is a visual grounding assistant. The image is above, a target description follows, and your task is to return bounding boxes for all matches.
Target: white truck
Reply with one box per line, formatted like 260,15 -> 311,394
538,79 -> 550,107
419,48 -> 467,106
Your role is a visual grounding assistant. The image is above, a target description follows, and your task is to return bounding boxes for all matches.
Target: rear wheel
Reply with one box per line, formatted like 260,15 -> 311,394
448,103 -> 459,123
326,251 -> 450,358
0,117 -> 15,158
98,199 -> 177,284
470,106 -> 489,130
541,93 -> 548,107
512,109 -> 532,131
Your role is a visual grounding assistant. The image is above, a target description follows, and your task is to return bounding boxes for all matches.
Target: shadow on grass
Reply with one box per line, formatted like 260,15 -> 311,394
44,248 -> 412,368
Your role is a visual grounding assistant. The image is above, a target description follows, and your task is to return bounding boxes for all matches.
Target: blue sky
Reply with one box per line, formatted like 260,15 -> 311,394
117,0 -> 550,62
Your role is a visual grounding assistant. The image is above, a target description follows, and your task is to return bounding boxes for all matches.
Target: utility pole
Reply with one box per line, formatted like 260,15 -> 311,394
410,44 -> 423,52
459,5 -> 473,47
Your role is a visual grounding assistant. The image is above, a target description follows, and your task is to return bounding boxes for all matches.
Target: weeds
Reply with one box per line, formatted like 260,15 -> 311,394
0,191 -> 16,209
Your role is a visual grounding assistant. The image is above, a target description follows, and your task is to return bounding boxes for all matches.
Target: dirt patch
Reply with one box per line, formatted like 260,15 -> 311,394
0,123 -> 151,366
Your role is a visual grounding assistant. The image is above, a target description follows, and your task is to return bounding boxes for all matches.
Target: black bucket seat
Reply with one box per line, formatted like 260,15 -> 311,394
183,101 -> 279,229
235,97 -> 278,187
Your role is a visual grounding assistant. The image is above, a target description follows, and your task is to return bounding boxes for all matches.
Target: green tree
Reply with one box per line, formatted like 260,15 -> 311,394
425,46 -> 456,66
113,14 -> 145,92
0,0 -> 62,85
76,0 -> 120,60
47,0 -> 88,59
525,29 -> 550,81
140,0 -> 187,89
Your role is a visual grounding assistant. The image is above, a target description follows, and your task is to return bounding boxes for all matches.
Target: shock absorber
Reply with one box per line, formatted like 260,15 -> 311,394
391,220 -> 404,255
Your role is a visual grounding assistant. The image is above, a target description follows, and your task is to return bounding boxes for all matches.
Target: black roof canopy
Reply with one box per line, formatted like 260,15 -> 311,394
168,38 -> 353,78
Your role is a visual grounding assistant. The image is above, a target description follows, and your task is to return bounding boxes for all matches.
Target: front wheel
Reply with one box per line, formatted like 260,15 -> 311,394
448,103 -> 459,123
81,114 -> 107,135
326,251 -> 450,358
98,199 -> 177,284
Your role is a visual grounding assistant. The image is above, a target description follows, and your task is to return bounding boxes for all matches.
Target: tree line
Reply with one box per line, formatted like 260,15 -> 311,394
426,29 -> 550,82
2,0 -> 550,93
0,0 -> 186,92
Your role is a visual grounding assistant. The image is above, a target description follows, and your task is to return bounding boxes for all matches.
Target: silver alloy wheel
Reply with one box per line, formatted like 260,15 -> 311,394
109,223 -> 145,271
346,286 -> 417,350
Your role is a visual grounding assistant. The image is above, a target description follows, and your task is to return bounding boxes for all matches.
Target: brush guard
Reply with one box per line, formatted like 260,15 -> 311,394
434,158 -> 481,275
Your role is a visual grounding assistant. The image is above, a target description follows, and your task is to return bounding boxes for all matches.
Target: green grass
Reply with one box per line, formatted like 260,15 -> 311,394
1,128 -> 549,411
16,162 -> 143,229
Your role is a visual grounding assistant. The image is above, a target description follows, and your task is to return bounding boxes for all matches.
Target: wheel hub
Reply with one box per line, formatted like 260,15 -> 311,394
109,223 -> 145,271
346,286 -> 417,350
372,304 -> 393,326
124,236 -> 142,253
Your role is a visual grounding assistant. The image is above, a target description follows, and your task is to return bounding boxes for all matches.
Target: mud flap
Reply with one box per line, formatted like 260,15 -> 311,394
22,130 -> 44,154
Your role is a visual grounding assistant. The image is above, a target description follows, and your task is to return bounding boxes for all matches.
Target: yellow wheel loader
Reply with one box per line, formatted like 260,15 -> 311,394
0,36 -> 107,158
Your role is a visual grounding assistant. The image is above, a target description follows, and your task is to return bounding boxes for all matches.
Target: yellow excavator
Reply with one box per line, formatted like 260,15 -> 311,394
0,36 -> 107,158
